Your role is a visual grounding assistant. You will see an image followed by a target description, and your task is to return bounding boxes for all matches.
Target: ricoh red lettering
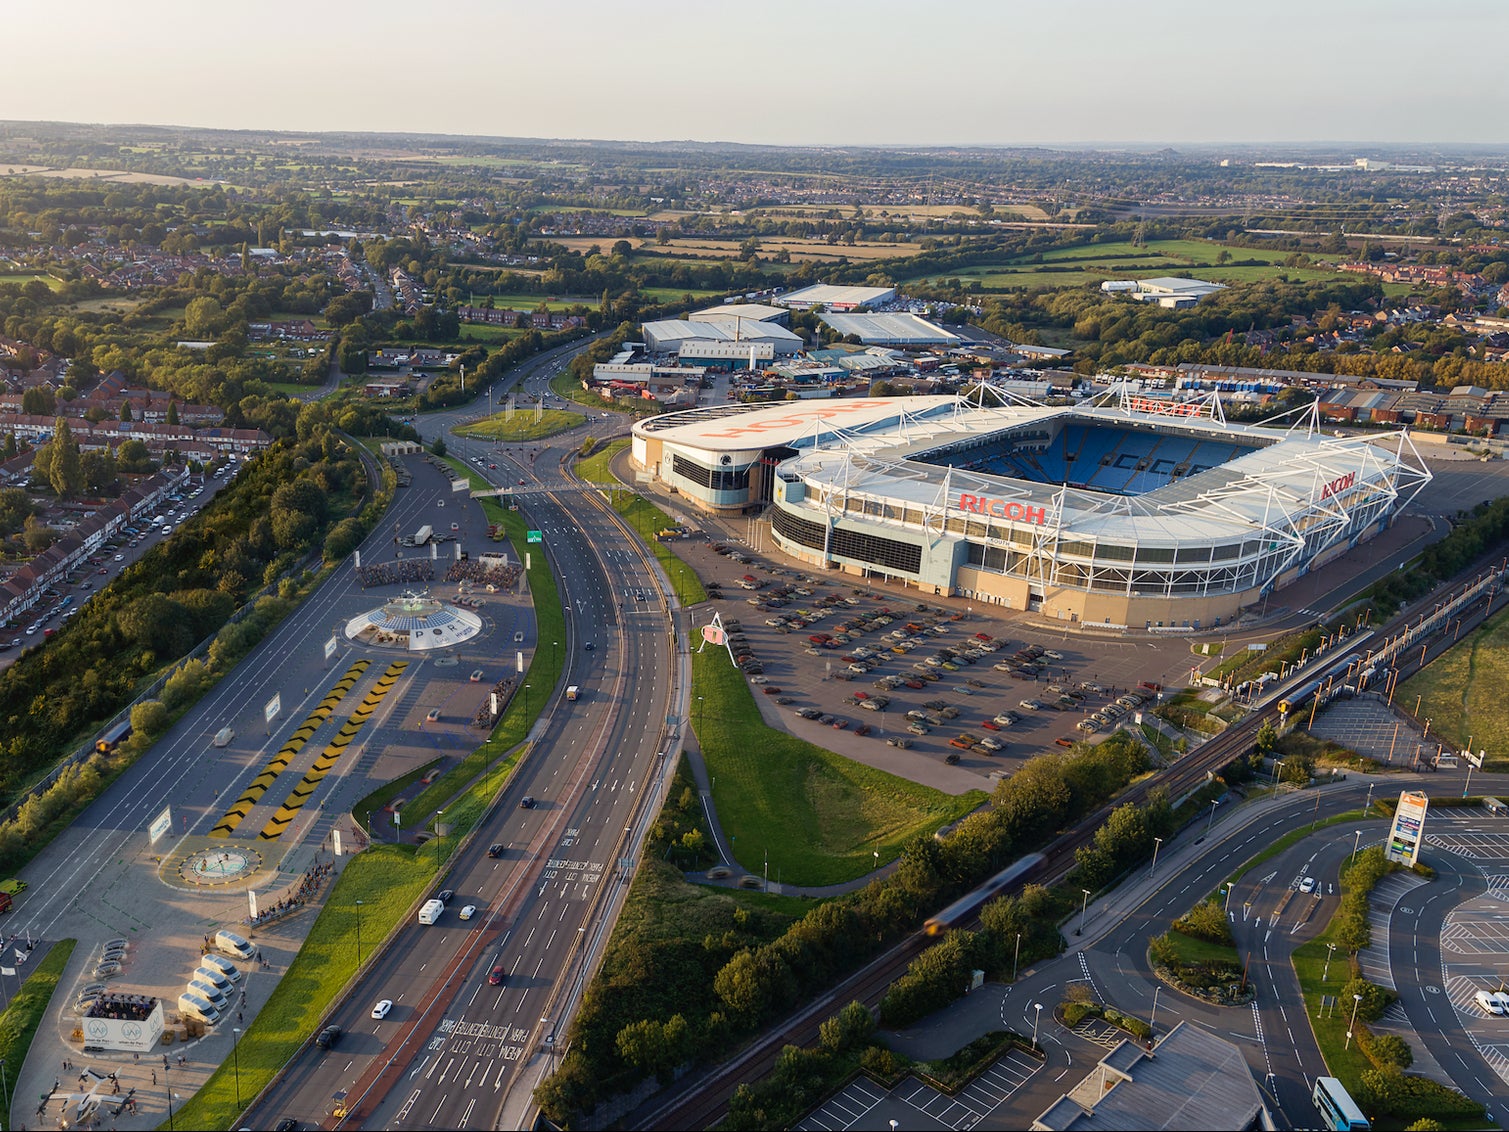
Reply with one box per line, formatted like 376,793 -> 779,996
1319,471 -> 1356,500
955,494 -> 1048,525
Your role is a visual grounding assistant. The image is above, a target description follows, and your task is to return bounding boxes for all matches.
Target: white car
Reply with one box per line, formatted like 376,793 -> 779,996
1299,876 -> 1316,894
371,999 -> 392,1020
459,904 -> 477,921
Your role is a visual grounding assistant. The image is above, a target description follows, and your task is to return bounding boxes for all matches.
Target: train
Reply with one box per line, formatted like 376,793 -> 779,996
1276,652 -> 1369,715
923,852 -> 1047,935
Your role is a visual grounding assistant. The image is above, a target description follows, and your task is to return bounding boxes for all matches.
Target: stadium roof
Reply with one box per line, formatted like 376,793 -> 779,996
820,312 -> 960,346
633,395 -> 959,450
775,284 -> 897,309
775,399 -> 1427,547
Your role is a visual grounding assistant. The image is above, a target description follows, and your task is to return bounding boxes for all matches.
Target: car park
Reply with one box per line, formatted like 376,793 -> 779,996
371,999 -> 393,1020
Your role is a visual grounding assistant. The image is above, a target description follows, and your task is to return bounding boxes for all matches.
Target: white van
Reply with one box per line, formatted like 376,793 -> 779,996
200,953 -> 241,981
194,966 -> 233,995
418,899 -> 444,925
187,978 -> 228,1007
178,992 -> 220,1023
214,930 -> 255,961
1474,989 -> 1506,1015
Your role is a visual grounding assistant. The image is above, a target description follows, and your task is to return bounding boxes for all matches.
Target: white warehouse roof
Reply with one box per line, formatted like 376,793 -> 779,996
775,284 -> 897,310
821,312 -> 960,346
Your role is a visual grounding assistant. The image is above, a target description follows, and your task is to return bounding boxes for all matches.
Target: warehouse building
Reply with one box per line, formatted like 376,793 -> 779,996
774,284 -> 897,311
821,312 -> 961,347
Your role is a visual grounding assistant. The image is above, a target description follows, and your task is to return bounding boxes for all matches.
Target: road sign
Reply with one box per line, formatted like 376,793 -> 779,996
527,530 -> 543,544
323,636 -> 338,661
148,806 -> 172,844
264,693 -> 281,724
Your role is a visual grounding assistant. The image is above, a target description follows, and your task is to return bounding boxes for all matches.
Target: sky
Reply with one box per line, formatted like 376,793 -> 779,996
6,0 -> 1508,148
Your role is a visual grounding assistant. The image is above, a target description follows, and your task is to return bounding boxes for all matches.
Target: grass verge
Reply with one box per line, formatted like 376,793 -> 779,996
168,847 -> 436,1131
454,409 -> 585,442
1227,808 -> 1371,886
0,939 -> 75,1130
399,457 -> 564,827
1399,604 -> 1509,772
692,646 -> 986,887
566,442 -> 705,605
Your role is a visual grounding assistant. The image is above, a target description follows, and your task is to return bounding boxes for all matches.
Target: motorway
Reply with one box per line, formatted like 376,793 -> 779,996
243,340 -> 688,1130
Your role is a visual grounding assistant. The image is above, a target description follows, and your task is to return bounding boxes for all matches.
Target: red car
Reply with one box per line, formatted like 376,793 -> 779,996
761,687 -> 782,696
854,723 -> 871,737
980,720 -> 1001,731
831,718 -> 849,730
489,965 -> 506,986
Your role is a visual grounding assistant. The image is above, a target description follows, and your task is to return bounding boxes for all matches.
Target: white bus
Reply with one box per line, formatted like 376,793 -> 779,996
1313,1076 -> 1369,1131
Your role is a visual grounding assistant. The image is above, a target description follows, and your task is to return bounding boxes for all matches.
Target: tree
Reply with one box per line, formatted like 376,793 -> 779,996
430,437 -> 447,458
817,1001 -> 875,1053
166,399 -> 179,426
120,400 -> 132,422
184,295 -> 225,338
49,418 -> 82,498
21,387 -> 55,416
1255,720 -> 1277,753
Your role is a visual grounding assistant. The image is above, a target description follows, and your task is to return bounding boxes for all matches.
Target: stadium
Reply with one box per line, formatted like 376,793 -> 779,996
629,388 -> 1432,630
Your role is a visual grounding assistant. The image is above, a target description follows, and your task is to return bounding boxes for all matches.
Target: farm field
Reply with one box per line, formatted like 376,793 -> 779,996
908,237 -> 1352,291
0,272 -> 63,290
653,236 -> 924,263
465,291 -> 595,311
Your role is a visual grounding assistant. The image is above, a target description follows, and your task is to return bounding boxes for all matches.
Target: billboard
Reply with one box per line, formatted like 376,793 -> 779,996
451,477 -> 470,494
147,806 -> 173,844
1386,790 -> 1428,867
81,999 -> 165,1053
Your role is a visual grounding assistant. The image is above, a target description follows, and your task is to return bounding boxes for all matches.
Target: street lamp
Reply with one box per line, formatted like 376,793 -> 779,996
1323,942 -> 1336,983
164,1067 -> 176,1132
1345,992 -> 1364,1049
0,1057 -> 9,1124
1014,931 -> 1022,982
1150,985 -> 1161,1034
436,809 -> 444,856
1077,888 -> 1091,936
1149,836 -> 1164,878
1364,782 -> 1374,814
355,899 -> 364,965
1273,759 -> 1286,786
231,1026 -> 242,1109
1350,828 -> 1362,867
1032,1001 -> 1044,1047
1206,799 -> 1218,835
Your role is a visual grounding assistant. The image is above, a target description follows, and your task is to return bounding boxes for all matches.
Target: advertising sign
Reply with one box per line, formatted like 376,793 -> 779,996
248,888 -> 258,921
451,477 -> 470,494
147,805 -> 173,844
1386,790 -> 1429,867
264,693 -> 282,724
81,999 -> 165,1053
324,636 -> 338,662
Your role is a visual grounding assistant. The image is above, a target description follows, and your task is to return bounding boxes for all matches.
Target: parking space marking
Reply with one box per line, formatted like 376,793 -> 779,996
795,1049 -> 1040,1131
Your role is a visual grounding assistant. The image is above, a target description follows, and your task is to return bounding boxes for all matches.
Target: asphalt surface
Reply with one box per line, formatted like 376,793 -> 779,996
244,340 -> 683,1130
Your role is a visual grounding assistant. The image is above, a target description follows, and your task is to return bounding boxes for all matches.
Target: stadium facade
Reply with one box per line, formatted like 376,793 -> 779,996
629,390 -> 1431,630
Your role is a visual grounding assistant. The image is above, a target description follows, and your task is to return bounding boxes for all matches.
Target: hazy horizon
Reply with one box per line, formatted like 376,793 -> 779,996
6,0 -> 1507,148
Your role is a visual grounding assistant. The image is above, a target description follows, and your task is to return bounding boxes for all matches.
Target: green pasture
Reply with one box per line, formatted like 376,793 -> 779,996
691,647 -> 987,887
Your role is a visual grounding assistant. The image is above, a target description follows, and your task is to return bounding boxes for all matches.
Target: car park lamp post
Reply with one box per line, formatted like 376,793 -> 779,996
1077,888 -> 1090,936
1032,1002 -> 1043,1048
1149,985 -> 1161,1035
232,1026 -> 242,1108
1013,932 -> 1022,982
1345,992 -> 1363,1049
